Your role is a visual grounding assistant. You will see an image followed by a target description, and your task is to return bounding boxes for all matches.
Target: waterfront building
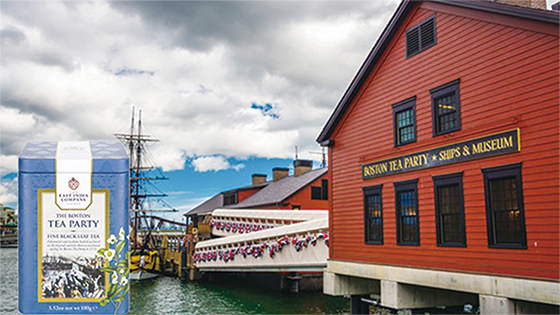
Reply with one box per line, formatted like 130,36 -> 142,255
316,0 -> 559,313
185,159 -> 328,235
1,204 -> 18,247
183,160 -> 329,286
0,204 -> 17,226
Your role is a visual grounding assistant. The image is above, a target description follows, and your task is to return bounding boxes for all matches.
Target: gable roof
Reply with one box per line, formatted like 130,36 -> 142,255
185,193 -> 223,216
184,168 -> 327,215
316,0 -> 559,144
184,181 -> 269,216
230,168 -> 328,208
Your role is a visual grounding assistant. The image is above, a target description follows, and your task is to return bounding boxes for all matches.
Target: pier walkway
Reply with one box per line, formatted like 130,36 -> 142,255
193,209 -> 329,272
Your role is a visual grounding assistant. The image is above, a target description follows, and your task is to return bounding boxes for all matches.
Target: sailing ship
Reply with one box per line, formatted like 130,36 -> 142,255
115,108 -> 178,280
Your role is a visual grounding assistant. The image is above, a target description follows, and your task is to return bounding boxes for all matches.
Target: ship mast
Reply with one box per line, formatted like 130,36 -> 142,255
115,107 -> 176,249
134,110 -> 143,248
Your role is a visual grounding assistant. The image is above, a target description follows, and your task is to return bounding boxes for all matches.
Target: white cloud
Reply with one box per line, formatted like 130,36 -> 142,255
0,176 -> 18,207
0,0 -> 398,177
0,155 -> 18,176
150,145 -> 186,172
191,155 -> 245,173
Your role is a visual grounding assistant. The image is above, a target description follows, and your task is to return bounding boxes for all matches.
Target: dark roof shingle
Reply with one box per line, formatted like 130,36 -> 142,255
231,168 -> 328,208
184,193 -> 223,216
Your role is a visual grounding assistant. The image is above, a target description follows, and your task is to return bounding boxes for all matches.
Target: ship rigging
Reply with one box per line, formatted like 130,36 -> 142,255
115,108 -> 186,279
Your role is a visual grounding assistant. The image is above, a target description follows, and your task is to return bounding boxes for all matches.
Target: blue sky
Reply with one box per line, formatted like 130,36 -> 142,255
1,0 -> 555,220
157,157 -> 325,221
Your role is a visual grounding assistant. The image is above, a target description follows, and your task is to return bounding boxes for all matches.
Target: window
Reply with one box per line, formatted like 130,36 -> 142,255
406,15 -> 436,58
431,79 -> 461,136
223,192 -> 238,206
482,163 -> 527,249
433,172 -> 466,247
322,179 -> 328,200
394,179 -> 419,245
363,185 -> 383,244
292,205 -> 301,210
393,97 -> 416,146
311,179 -> 328,200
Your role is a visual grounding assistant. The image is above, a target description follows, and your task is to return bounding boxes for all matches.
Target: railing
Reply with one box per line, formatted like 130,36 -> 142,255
195,209 -> 329,272
209,209 -> 327,237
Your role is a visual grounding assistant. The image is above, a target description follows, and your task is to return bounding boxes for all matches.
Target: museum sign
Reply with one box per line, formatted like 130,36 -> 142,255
362,129 -> 520,179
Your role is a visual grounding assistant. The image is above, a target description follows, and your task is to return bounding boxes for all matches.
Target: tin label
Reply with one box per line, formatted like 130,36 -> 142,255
56,141 -> 92,210
38,190 -> 109,302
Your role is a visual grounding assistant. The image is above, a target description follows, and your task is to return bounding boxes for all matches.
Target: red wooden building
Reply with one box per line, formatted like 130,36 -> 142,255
317,0 -> 559,313
185,160 -> 329,234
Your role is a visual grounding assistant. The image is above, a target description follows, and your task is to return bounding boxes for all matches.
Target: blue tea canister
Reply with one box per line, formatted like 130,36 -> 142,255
18,141 -> 129,314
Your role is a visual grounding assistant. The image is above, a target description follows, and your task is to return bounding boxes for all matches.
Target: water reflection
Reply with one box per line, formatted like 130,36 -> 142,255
129,276 -> 349,314
1,248 -> 348,315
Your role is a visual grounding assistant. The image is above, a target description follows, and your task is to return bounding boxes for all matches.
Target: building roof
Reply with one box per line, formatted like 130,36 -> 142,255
185,181 -> 270,216
316,0 -> 559,144
185,193 -> 224,216
185,167 -> 328,216
230,168 -> 328,208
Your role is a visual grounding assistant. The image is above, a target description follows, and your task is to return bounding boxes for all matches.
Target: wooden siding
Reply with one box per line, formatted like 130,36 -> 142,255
237,187 -> 262,203
329,3 -> 559,281
282,174 -> 329,210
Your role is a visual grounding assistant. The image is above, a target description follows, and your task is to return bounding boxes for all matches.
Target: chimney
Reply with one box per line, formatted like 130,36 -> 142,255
489,0 -> 546,9
252,174 -> 267,186
294,159 -> 313,177
273,168 -> 289,182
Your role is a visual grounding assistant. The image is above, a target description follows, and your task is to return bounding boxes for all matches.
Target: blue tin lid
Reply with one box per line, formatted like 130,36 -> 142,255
19,140 -> 129,173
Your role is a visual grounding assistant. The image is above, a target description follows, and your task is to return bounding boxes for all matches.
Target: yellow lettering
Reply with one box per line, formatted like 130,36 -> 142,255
504,136 -> 513,148
472,136 -> 514,156
365,133 -> 515,179
484,140 -> 492,152
438,148 -> 461,161
364,163 -> 389,177
380,163 -> 388,174
389,160 -> 403,172
413,155 -> 420,167
420,154 -> 427,165
472,143 -> 481,154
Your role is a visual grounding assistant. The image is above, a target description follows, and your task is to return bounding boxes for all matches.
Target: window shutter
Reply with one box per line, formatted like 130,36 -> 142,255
420,17 -> 435,49
406,15 -> 436,58
406,27 -> 420,57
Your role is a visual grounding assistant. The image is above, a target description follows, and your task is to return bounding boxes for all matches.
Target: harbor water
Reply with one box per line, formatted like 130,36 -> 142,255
0,248 -> 349,314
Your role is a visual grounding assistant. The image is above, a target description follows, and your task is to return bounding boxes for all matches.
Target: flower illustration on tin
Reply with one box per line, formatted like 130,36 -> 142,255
105,249 -> 116,261
107,234 -> 118,245
118,227 -> 125,241
97,225 -> 129,313
111,272 -> 119,284
120,277 -> 128,286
